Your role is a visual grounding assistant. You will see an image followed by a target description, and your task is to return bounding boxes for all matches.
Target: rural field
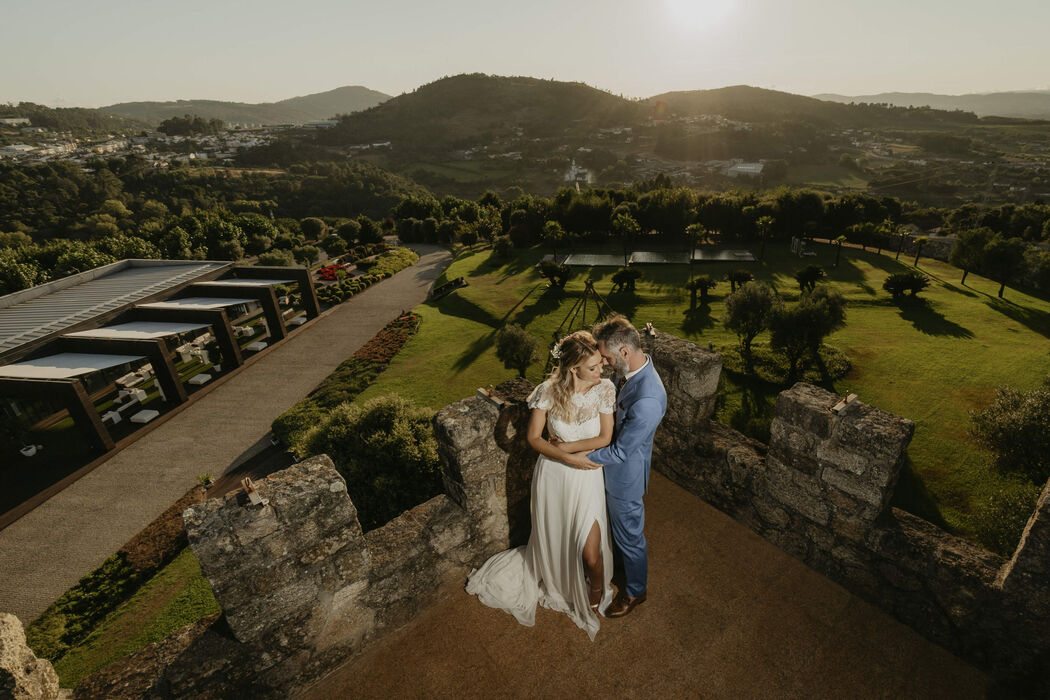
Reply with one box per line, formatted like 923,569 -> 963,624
359,241 -> 1050,540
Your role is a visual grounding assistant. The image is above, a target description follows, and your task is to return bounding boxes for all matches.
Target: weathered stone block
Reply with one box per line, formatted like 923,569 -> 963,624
0,613 -> 60,700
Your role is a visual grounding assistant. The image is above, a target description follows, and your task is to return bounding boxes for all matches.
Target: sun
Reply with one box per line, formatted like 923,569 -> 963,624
664,0 -> 737,30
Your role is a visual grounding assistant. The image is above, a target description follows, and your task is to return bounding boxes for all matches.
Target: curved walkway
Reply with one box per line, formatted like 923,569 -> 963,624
0,244 -> 451,623
299,470 -> 991,699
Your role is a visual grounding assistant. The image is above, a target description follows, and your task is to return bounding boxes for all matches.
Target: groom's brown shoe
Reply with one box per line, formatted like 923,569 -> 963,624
605,590 -> 646,618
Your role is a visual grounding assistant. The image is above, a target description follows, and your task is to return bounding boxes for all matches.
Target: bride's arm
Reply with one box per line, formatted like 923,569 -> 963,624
527,407 -> 601,469
550,412 -> 613,453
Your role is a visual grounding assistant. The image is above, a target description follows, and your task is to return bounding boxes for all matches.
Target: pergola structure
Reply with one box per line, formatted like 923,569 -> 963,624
0,260 -> 322,461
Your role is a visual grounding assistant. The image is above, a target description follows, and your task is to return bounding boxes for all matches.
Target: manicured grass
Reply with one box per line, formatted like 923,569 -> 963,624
359,242 -> 1050,543
783,164 -> 868,189
51,548 -> 219,688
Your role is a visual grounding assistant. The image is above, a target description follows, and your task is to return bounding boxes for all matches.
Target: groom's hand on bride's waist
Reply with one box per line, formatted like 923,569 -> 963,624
565,451 -> 602,470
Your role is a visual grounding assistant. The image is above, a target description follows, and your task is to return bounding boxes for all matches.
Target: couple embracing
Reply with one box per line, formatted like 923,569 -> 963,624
466,314 -> 667,640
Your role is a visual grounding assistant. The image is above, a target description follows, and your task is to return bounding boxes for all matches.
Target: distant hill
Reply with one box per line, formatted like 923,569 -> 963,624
0,102 -> 148,135
318,73 -> 645,151
649,85 -> 979,126
100,86 -> 390,126
814,90 -> 1050,119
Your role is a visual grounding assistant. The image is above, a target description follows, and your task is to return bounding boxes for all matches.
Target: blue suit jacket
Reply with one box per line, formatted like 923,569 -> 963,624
588,356 -> 667,500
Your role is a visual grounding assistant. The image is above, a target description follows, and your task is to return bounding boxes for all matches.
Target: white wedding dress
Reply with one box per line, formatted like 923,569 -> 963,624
466,378 -> 616,640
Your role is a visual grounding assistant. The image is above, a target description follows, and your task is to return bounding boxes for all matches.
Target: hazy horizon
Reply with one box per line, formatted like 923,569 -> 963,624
2,0 -> 1048,108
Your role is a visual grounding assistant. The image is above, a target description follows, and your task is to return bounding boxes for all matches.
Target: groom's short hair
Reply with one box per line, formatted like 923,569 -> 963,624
593,314 -> 641,353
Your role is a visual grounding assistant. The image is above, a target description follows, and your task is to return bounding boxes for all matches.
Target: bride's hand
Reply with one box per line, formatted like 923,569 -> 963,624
548,436 -> 565,450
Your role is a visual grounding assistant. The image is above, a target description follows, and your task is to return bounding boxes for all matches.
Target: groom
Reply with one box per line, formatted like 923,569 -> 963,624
583,314 -> 667,618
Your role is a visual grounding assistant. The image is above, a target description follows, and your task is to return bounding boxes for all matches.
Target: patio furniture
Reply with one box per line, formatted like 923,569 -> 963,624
20,445 -> 41,457
116,372 -> 141,388
101,410 -> 122,426
130,388 -> 148,402
188,373 -> 212,386
116,398 -> 141,414
288,316 -> 307,327
130,409 -> 160,424
246,341 -> 268,352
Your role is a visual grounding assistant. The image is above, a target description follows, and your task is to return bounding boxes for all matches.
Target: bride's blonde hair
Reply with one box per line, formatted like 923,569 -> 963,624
546,330 -> 600,421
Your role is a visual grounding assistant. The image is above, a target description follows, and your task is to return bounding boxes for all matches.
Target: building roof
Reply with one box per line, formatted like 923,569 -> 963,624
138,296 -> 256,310
0,352 -> 145,379
65,321 -> 209,341
0,260 -> 228,356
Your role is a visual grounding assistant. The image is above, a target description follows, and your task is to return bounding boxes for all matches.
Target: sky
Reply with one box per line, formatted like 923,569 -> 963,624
1,0 -> 1048,107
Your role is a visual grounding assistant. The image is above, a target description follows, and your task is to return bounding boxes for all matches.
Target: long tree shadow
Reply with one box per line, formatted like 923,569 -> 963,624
986,296 -> 1050,339
896,299 -> 974,338
889,455 -> 951,530
508,286 -> 567,332
605,289 -> 641,320
447,284 -> 546,373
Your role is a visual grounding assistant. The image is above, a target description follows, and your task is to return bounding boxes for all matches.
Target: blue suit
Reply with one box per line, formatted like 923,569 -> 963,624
588,356 -> 667,598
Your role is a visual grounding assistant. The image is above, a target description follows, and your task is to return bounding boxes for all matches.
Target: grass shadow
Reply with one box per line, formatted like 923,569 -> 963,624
986,297 -> 1050,339
682,305 -> 716,336
896,299 -> 974,338
889,455 -> 951,530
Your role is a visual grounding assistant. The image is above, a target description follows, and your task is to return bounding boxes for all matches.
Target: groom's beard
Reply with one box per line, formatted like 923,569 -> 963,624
613,356 -> 630,376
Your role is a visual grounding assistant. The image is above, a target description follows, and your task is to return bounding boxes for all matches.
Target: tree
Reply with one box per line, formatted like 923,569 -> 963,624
542,220 -> 566,259
300,217 -> 328,241
538,260 -> 570,289
833,235 -> 847,267
755,215 -> 774,261
337,219 -> 360,245
458,229 -> 479,248
612,213 -> 640,267
794,265 -> 826,293
949,227 -> 993,285
983,235 -> 1027,298
724,282 -> 779,360
496,324 -> 539,378
970,376 -> 1050,483
292,245 -> 319,266
611,266 -> 642,292
257,250 -> 295,266
725,269 -> 754,293
913,236 -> 928,266
357,216 -> 383,244
883,271 -> 929,300
769,287 -> 847,380
685,275 -> 717,309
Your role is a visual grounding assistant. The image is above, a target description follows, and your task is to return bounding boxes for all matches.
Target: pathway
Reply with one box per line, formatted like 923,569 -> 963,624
0,244 -> 451,623
299,470 -> 992,699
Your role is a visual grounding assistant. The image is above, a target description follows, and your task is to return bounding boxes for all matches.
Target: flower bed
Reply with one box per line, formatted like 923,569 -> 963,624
315,247 -> 418,306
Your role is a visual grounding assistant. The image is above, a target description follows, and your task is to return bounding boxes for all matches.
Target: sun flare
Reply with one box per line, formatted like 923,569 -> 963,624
664,0 -> 737,30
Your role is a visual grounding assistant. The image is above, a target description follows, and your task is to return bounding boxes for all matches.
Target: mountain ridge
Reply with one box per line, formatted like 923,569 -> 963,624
814,90 -> 1050,119
100,85 -> 390,125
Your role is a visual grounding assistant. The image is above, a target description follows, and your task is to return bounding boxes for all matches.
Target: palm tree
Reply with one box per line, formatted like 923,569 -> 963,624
685,275 -> 717,309
756,216 -> 774,261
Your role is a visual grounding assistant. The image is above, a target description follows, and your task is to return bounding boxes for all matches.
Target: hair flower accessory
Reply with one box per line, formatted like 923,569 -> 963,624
550,343 -> 562,359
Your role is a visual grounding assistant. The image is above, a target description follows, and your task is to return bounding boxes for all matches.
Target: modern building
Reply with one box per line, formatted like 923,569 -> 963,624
0,259 -> 320,521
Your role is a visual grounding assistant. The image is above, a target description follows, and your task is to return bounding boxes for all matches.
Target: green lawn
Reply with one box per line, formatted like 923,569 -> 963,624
783,164 -> 869,189
52,548 -> 219,688
359,241 -> 1050,542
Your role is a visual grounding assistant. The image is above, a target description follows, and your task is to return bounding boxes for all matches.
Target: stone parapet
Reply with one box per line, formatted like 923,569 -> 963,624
0,613 -> 60,700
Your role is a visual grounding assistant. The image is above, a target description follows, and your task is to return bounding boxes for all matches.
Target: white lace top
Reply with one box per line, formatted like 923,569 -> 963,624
527,378 -> 616,443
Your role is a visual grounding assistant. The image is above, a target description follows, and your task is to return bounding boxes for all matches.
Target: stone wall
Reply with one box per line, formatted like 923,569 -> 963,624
90,379 -> 535,698
0,613 -> 60,700
642,331 -> 1049,689
898,234 -> 956,262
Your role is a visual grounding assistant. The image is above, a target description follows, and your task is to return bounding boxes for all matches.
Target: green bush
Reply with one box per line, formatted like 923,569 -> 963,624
493,236 -> 513,258
883,271 -> 930,300
496,323 -> 539,378
973,483 -> 1041,557
970,377 -> 1050,483
303,396 -> 442,530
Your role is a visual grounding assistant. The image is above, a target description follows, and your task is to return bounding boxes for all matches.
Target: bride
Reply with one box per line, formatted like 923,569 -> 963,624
466,330 -> 616,640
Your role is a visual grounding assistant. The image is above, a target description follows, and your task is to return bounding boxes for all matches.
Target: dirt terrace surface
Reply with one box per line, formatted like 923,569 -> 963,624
0,244 -> 450,624
299,471 -> 991,700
